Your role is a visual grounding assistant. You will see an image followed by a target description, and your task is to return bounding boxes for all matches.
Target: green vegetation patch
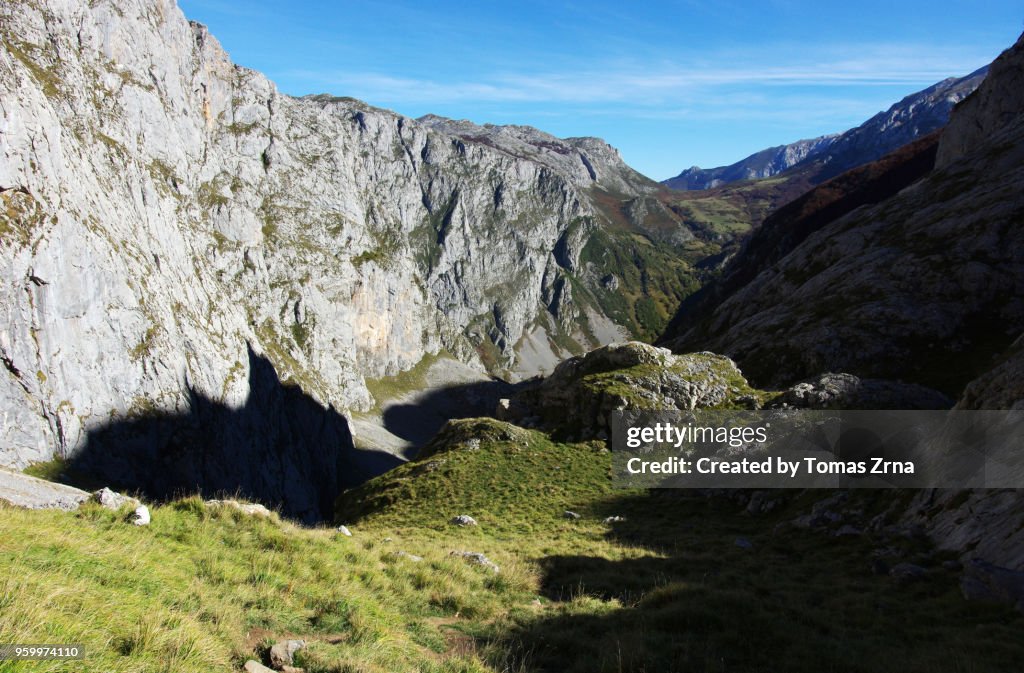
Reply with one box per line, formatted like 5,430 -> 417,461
3,38 -> 61,99
0,498 -> 505,673
363,350 -> 448,411
577,228 -> 703,341
0,189 -> 47,248
336,418 -> 617,535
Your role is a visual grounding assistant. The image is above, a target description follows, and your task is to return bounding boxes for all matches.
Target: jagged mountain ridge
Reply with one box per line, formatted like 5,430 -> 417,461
416,114 -> 659,197
0,0 -> 709,477
663,66 -> 987,190
664,134 -> 838,190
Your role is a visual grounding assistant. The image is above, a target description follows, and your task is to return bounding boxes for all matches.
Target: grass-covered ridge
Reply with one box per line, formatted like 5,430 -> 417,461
336,418 -> 617,533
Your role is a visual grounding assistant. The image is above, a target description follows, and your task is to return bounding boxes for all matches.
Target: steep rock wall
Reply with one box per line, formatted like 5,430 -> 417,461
0,0 -> 662,470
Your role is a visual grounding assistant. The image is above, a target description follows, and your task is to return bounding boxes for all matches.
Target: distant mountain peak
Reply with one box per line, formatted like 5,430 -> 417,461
663,66 -> 988,190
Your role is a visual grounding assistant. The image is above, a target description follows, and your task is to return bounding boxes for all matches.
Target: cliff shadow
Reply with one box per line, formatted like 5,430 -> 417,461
482,490 -> 1024,672
380,377 -> 519,449
65,344 -> 400,523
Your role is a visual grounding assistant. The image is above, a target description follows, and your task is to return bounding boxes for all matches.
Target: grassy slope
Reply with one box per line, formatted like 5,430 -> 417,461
341,419 -> 1023,673
5,419 -> 1023,672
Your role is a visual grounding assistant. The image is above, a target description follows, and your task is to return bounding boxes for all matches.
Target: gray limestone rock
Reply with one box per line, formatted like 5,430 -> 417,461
93,487 -> 140,511
243,661 -> 275,673
0,0 -> 665,496
269,639 -> 306,669
776,373 -> 952,410
205,499 -> 272,516
0,467 -> 89,510
451,550 -> 499,573
960,560 -> 1024,612
515,341 -> 760,439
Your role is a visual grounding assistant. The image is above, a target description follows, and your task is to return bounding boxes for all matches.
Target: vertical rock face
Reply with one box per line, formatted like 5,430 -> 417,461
937,34 -> 1024,169
0,0 -> 671,474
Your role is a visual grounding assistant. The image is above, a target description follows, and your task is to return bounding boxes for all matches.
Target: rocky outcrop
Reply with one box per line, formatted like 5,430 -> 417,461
0,0 -> 682,477
937,34 -> 1024,169
899,336 -> 1024,577
417,116 -> 657,197
664,66 -> 985,190
511,341 -> 766,439
660,34 -> 1024,396
775,373 -> 951,410
0,466 -> 90,510
954,335 -> 1024,410
903,489 -> 1024,571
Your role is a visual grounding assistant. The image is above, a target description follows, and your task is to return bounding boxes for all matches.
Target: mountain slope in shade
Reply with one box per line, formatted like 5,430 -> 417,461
663,66 -> 987,190
660,34 -> 1024,396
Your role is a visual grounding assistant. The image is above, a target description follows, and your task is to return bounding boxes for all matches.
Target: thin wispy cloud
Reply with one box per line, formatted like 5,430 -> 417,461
285,42 -> 989,112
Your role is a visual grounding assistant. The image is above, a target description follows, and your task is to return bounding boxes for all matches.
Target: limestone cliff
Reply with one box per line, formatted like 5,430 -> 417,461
0,0 -> 686,473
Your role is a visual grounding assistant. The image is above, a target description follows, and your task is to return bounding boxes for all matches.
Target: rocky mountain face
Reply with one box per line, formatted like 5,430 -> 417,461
663,66 -> 986,190
661,131 -> 943,346
661,33 -> 1024,398
0,0 -> 707,501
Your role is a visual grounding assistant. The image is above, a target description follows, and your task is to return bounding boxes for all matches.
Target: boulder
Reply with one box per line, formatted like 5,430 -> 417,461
269,639 -> 306,669
93,487 -> 140,511
206,499 -> 272,516
515,342 -> 761,439
130,505 -> 151,526
451,551 -> 499,573
889,563 -> 928,585
960,560 -> 1024,613
450,515 -> 477,527
776,373 -> 951,410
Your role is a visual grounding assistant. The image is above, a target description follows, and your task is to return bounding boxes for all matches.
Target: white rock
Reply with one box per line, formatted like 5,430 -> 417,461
450,515 -> 477,527
206,499 -> 271,516
131,505 -> 151,526
337,525 -> 352,536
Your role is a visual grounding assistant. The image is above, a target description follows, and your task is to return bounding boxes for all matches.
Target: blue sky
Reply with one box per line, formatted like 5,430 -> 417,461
179,1 -> 1022,180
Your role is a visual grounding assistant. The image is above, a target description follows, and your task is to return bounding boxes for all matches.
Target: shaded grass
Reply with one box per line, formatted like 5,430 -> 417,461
487,491 -> 1024,672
